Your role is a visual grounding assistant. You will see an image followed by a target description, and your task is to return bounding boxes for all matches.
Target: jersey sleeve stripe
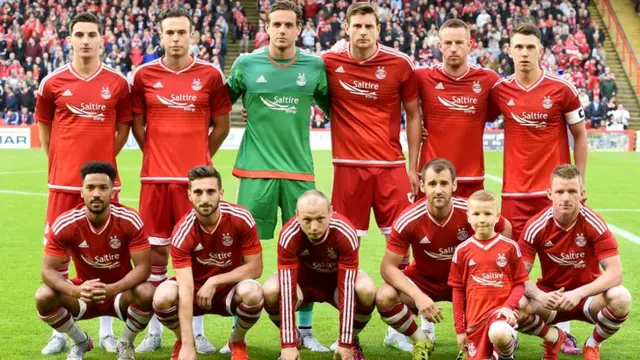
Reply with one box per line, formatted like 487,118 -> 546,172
279,222 -> 301,249
280,269 -> 294,344
500,237 -> 522,257
395,206 -> 427,233
451,239 -> 472,263
545,73 -> 579,97
51,208 -> 84,232
52,212 -> 85,235
341,269 -> 356,345
523,208 -> 553,243
580,208 -> 607,234
195,59 -> 227,84
393,201 -> 427,232
37,64 -> 69,96
131,59 -> 161,84
110,205 -> 144,229
378,45 -> 415,70
171,211 -> 197,248
330,220 -> 359,250
220,204 -> 256,227
492,75 -> 514,89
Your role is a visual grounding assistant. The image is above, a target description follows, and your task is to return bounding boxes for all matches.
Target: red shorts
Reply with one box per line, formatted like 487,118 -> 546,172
332,166 -> 411,236
167,278 -> 259,316
70,278 -> 125,321
466,314 -> 517,360
538,285 -> 597,325
501,197 -> 551,241
139,183 -> 192,246
454,182 -> 485,199
404,266 -> 452,302
44,191 -> 120,244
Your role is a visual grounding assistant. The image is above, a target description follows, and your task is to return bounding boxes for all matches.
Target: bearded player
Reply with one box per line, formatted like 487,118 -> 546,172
131,8 -> 232,353
35,12 -> 132,354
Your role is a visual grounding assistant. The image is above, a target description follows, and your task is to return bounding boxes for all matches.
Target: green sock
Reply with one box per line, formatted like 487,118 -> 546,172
298,303 -> 314,329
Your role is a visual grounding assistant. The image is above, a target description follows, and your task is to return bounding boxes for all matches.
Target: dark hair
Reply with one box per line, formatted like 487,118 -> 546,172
346,1 -> 380,25
421,158 -> 456,181
550,164 -> 582,184
439,19 -> 469,34
188,166 -> 222,189
69,12 -> 103,35
511,23 -> 541,40
80,161 -> 117,183
157,8 -> 194,31
268,0 -> 303,26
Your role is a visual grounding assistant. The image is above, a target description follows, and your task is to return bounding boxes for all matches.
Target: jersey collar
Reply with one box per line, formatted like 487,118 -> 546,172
86,211 -> 111,235
198,207 -> 223,235
159,55 -> 197,74
308,226 -> 330,246
427,201 -> 454,228
515,69 -> 545,92
347,42 -> 380,64
68,62 -> 103,82
439,64 -> 470,81
471,233 -> 501,250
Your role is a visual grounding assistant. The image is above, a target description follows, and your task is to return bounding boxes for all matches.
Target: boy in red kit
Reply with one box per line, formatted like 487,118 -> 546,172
449,191 -> 528,360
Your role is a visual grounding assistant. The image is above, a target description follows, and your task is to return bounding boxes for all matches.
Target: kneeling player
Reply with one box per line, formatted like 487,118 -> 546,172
517,164 -> 631,360
263,190 -> 376,360
152,166 -> 263,360
35,162 -> 154,360
376,159 -> 511,356
448,191 -> 528,360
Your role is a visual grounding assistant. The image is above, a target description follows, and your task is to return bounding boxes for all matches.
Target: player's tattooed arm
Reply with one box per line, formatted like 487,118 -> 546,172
573,255 -> 623,299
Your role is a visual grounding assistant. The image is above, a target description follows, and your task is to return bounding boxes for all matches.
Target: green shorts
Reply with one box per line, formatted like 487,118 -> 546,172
237,178 -> 315,240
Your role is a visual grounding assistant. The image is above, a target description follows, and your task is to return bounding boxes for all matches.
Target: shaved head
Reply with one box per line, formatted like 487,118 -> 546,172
296,190 -> 332,241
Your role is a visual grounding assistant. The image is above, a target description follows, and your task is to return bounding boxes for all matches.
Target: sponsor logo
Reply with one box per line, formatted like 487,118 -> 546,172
156,94 -> 196,112
375,66 -> 386,80
424,247 -> 456,260
79,240 -> 89,248
472,81 -> 482,94
66,103 -> 106,121
435,82 -> 444,90
468,259 -> 476,266
335,66 -> 345,73
437,96 -> 477,114
507,99 -> 515,106
196,252 -> 233,267
222,233 -> 233,246
309,261 -> 337,273
327,247 -> 337,260
300,249 -> 310,256
194,243 -> 204,251
256,75 -> 267,83
192,78 -> 202,91
296,73 -> 307,87
62,89 -> 73,97
152,81 -> 163,89
100,87 -> 111,100
496,253 -> 508,267
109,235 -> 121,249
547,252 -> 587,268
467,343 -> 477,357
542,96 -> 553,109
471,272 -> 504,287
575,233 -> 586,247
544,241 -> 554,248
260,96 -> 299,114
457,227 -> 469,241
81,253 -> 120,269
511,112 -> 548,128
339,79 -> 379,99
419,236 -> 431,244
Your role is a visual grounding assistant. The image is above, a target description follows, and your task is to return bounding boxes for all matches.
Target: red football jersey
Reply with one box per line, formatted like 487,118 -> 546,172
131,57 -> 232,183
171,202 -> 261,284
490,71 -> 585,198
448,235 -> 529,329
519,205 -> 619,292
45,203 -> 149,284
35,63 -> 132,192
322,43 -> 418,167
277,213 -> 359,348
416,64 -> 500,184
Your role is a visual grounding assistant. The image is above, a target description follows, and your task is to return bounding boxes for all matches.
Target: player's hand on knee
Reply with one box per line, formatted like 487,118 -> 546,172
540,287 -> 564,310
79,279 -> 106,303
494,307 -> 517,327
333,346 -> 354,360
557,289 -> 581,311
179,344 -> 197,360
196,282 -> 216,310
279,347 -> 300,360
416,293 -> 442,323
456,333 -> 467,353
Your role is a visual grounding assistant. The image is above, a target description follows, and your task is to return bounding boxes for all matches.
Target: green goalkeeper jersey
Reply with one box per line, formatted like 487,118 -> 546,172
227,46 -> 329,182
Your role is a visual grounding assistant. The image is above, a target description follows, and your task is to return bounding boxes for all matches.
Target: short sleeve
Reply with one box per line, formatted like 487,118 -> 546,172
116,80 -> 133,123
131,69 -> 146,114
518,220 -> 539,264
485,71 -> 502,122
170,228 -> 194,269
562,83 -> 585,125
128,224 -> 150,252
510,244 -> 529,285
387,227 -> 411,256
209,66 -> 233,116
399,63 -> 418,102
593,229 -> 619,261
35,78 -> 55,123
239,220 -> 262,256
44,229 -> 68,258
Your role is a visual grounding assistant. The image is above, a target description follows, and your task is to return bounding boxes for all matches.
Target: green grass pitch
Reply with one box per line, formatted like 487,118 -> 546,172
0,150 -> 638,359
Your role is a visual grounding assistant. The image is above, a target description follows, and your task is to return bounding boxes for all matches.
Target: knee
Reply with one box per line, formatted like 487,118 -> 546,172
35,284 -> 57,308
355,276 -> 377,306
238,281 -> 264,306
133,282 -> 156,308
488,321 -> 514,347
606,285 -> 632,315
375,284 -> 399,310
262,278 -> 280,305
152,283 -> 178,310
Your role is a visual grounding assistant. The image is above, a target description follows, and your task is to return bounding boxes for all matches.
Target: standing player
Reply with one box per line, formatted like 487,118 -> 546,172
376,159 -> 511,355
35,162 -> 154,360
490,24 -> 588,352
226,0 -> 329,351
516,164 -> 631,359
152,166 -> 264,360
322,2 -> 422,242
262,190 -> 376,360
448,191 -> 529,360
35,12 -> 132,355
130,8 -> 232,353
415,19 -> 500,199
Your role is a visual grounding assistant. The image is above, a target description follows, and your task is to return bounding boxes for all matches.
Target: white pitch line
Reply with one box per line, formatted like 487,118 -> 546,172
484,173 -> 640,245
0,189 -> 137,202
0,170 -> 47,175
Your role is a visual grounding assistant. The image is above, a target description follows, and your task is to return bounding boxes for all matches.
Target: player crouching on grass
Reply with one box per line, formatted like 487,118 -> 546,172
262,190 -> 376,360
152,166 -> 264,360
516,164 -> 631,360
448,191 -> 529,360
36,161 -> 154,360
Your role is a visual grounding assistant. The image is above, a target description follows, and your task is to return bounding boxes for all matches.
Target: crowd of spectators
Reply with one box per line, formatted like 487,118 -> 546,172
0,0 -> 237,125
